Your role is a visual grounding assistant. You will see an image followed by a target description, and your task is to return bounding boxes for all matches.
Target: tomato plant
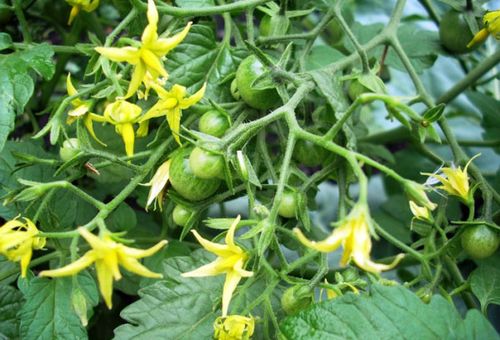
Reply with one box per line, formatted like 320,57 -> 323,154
1,0 -> 500,339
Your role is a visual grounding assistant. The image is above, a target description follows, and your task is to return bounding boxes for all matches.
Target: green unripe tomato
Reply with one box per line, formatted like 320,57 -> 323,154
235,55 -> 280,110
439,10 -> 478,54
198,110 -> 231,138
278,191 -> 298,219
294,140 -> 328,167
172,204 -> 194,227
461,224 -> 500,259
259,14 -> 290,37
347,79 -> 370,102
59,138 -> 81,162
189,147 -> 225,180
169,148 -> 221,201
281,285 -> 314,315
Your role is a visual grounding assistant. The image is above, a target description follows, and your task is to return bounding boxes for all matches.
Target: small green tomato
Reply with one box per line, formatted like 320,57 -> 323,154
59,138 -> 81,162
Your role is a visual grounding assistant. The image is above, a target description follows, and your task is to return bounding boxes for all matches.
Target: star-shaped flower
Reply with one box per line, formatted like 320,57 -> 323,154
103,100 -> 149,157
95,0 -> 192,98
140,83 -> 206,144
422,154 -> 480,203
40,227 -> 167,309
294,204 -> 404,273
182,215 -> 253,316
66,74 -> 107,146
0,217 -> 46,278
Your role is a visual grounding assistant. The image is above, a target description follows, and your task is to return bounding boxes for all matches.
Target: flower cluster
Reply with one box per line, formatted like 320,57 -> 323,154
40,227 -> 167,309
65,0 -> 205,157
294,203 -> 404,273
0,217 -> 46,278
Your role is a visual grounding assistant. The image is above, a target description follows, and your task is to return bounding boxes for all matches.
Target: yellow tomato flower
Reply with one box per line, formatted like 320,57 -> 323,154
140,83 -> 206,145
145,159 -> 171,211
294,204 -> 404,273
467,10 -> 500,48
103,100 -> 148,157
409,201 -> 433,222
66,74 -> 107,146
66,0 -> 99,25
214,315 -> 255,340
0,217 -> 46,278
182,215 -> 253,316
95,0 -> 192,98
40,227 -> 167,309
422,154 -> 480,203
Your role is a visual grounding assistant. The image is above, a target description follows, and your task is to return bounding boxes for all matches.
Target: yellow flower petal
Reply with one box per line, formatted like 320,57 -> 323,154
293,226 -> 348,253
151,22 -> 193,56
95,260 -> 115,309
123,61 -> 147,99
40,252 -> 96,277
20,248 -> 33,278
78,227 -> 109,250
146,161 -> 171,209
225,215 -> 240,248
118,253 -> 163,278
179,83 -> 206,109
166,107 -> 182,145
222,271 -> 242,316
84,114 -> 107,147
141,49 -> 168,78
121,240 -> 168,258
95,46 -> 141,64
181,260 -> 225,278
119,123 -> 136,157
66,73 -> 78,97
190,230 -> 235,257
68,5 -> 80,25
467,28 -> 489,48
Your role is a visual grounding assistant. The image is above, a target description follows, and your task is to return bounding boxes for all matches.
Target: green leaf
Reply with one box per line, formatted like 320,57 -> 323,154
280,284 -> 499,339
165,25 -> 246,102
0,140 -> 54,220
0,32 -> 12,51
0,43 -> 55,152
470,260 -> 500,313
386,24 -> 440,73
18,273 -> 98,340
0,285 -> 24,339
0,70 -> 15,153
305,45 -> 345,71
310,70 -> 356,149
466,91 -> 500,153
114,250 -> 223,339
17,43 -> 55,80
165,24 -> 218,93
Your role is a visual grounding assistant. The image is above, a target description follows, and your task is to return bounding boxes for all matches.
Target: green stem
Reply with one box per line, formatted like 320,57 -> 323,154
131,0 -> 269,17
